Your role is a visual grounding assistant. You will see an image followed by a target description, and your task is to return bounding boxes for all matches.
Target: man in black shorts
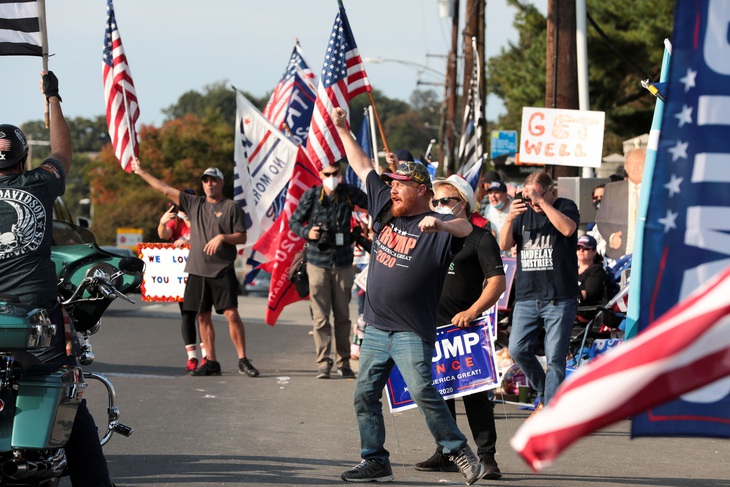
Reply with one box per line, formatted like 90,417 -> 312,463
132,161 -> 259,377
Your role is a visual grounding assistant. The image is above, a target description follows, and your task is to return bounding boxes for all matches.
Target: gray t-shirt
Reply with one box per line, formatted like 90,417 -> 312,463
178,192 -> 246,278
0,159 -> 65,309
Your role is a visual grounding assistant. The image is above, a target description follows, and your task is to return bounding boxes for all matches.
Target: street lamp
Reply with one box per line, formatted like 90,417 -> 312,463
363,57 -> 446,86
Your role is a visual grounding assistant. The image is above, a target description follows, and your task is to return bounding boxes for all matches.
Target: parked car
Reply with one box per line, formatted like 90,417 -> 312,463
241,270 -> 271,296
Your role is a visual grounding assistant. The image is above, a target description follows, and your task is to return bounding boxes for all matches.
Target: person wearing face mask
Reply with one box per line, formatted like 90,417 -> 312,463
483,181 -> 512,243
414,175 -> 506,479
289,160 -> 368,379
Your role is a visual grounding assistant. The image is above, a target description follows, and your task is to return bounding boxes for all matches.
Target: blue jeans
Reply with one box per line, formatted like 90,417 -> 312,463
509,298 -> 578,406
353,326 -> 467,463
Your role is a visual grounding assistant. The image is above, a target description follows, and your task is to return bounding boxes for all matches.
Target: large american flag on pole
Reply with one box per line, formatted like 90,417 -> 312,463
102,0 -> 139,173
0,0 -> 42,56
511,263 -> 730,472
305,3 -> 370,170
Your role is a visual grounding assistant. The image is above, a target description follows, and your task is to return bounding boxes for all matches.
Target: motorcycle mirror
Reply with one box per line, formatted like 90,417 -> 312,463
118,257 -> 145,276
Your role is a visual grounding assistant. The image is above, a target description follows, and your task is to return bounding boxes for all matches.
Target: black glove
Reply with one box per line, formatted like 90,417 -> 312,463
42,71 -> 62,102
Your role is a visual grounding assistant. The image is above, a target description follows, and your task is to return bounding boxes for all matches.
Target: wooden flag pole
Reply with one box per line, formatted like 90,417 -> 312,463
367,91 -> 389,154
38,0 -> 49,128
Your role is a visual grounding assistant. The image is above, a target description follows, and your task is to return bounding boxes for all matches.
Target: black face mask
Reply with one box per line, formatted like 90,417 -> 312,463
593,200 -> 601,211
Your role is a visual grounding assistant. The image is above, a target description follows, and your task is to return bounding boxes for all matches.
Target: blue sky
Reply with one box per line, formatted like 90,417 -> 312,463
2,0 -> 526,127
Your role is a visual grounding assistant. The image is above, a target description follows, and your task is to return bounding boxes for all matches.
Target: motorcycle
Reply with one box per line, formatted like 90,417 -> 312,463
0,221 -> 145,486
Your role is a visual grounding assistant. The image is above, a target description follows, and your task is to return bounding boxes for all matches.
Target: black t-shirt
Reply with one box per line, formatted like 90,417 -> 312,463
0,159 -> 65,309
510,197 -> 580,301
363,171 -> 459,346
438,224 -> 504,326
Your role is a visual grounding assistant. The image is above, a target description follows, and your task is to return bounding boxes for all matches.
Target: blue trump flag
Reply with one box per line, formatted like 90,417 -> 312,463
633,0 -> 730,437
344,110 -> 370,193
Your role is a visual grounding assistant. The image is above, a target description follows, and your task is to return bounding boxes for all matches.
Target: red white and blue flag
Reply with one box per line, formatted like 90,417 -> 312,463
253,148 -> 321,325
305,3 -> 371,170
263,40 -> 317,144
511,264 -> 730,472
633,0 -> 730,436
102,0 -> 139,172
0,0 -> 42,56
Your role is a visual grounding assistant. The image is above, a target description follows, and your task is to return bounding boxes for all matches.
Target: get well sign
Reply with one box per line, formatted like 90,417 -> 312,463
519,107 -> 605,168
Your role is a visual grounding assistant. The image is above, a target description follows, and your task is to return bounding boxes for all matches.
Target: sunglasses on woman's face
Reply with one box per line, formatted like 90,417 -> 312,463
431,196 -> 460,207
322,169 -> 340,177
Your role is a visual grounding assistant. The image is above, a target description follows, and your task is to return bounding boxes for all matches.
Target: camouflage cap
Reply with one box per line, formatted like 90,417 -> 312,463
380,161 -> 432,189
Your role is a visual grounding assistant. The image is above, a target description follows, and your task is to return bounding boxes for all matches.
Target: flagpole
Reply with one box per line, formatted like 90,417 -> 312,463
38,0 -> 49,128
366,106 -> 379,174
121,83 -> 136,165
367,92 -> 389,154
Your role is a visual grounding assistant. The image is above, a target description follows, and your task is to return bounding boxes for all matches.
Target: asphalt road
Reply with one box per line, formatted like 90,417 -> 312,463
59,294 -> 729,487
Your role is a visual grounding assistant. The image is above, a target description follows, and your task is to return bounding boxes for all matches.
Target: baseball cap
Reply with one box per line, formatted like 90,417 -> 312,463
200,167 -> 224,181
432,175 -> 475,210
380,161 -> 432,188
577,234 -> 597,249
487,181 -> 507,193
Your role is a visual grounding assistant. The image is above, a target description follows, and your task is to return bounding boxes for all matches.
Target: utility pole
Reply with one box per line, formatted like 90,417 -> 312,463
545,0 -> 579,179
441,0 -> 459,176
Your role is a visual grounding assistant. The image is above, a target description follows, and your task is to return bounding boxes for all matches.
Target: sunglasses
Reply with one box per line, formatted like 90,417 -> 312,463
577,246 -> 594,251
431,196 -> 460,207
322,169 -> 340,177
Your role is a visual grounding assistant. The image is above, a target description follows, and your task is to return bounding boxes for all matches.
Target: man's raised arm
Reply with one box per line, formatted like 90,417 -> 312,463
332,107 -> 374,183
131,158 -> 180,204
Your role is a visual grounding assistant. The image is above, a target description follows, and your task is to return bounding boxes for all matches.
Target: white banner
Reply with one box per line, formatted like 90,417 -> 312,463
519,107 -> 605,168
138,243 -> 189,302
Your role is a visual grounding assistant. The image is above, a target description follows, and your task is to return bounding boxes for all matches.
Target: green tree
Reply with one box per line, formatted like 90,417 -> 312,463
161,81 -> 267,127
487,0 -> 674,154
88,113 -> 234,244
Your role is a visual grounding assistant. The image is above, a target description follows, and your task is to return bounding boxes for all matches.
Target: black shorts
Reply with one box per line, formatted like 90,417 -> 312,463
183,268 -> 239,314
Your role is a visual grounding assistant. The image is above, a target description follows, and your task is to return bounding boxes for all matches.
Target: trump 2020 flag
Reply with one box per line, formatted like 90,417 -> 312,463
253,148 -> 321,325
511,264 -> 730,472
233,91 -> 298,247
263,40 -> 317,146
0,0 -> 42,56
305,2 -> 371,170
634,0 -> 730,437
102,0 -> 139,172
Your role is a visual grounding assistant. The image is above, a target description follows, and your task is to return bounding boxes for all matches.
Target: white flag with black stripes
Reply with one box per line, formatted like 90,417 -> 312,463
0,0 -> 42,56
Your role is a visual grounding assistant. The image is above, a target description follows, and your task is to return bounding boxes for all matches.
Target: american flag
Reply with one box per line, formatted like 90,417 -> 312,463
102,0 -> 139,172
511,264 -> 730,472
263,40 -> 316,131
0,1 -> 42,56
305,4 -> 370,170
456,37 -> 484,182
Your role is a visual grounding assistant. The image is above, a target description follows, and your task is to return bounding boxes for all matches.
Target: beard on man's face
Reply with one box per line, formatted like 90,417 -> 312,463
391,188 -> 419,217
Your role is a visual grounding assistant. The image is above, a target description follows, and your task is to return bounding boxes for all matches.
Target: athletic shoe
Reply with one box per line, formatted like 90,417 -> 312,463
338,365 -> 356,379
190,359 -> 221,376
414,449 -> 459,472
449,445 -> 485,485
186,357 -> 198,372
200,356 -> 207,367
316,358 -> 334,379
341,459 -> 394,482
239,358 -> 259,377
480,456 -> 502,480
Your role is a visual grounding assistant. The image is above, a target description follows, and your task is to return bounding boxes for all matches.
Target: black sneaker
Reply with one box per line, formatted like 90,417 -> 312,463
341,459 -> 394,482
480,456 -> 502,480
316,358 -> 333,379
239,358 -> 259,377
449,446 -> 485,485
414,449 -> 459,472
338,365 -> 356,379
190,359 -> 221,376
